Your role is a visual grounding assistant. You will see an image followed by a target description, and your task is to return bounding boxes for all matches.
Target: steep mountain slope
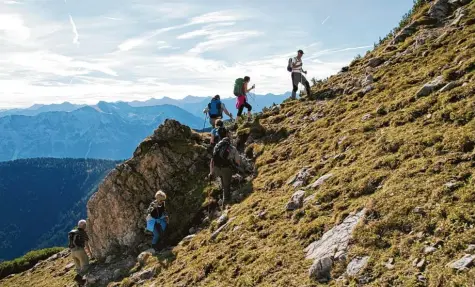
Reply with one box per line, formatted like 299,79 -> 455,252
0,104 -> 202,161
0,158 -> 118,261
1,0 -> 474,286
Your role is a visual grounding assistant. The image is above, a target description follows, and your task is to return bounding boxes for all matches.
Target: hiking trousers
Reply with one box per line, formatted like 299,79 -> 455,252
236,96 -> 252,117
214,166 -> 233,203
291,72 -> 311,99
71,248 -> 89,275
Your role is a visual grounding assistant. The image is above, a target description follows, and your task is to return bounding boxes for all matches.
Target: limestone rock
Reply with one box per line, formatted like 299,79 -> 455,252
465,244 -> 475,253
131,267 -> 155,281
287,167 -> 313,188
308,174 -> 333,189
428,0 -> 451,22
424,246 -> 437,254
367,57 -> 384,68
361,74 -> 374,87
451,7 -> 467,26
439,81 -> 458,92
211,217 -> 235,241
179,235 -> 195,246
361,113 -> 372,121
308,256 -> 333,282
448,254 -> 475,270
346,256 -> 370,277
64,263 -> 75,272
285,190 -> 305,211
413,258 -> 426,270
305,209 -> 366,262
87,120 -> 210,259
391,22 -> 418,45
217,213 -> 229,227
138,251 -> 152,266
416,76 -> 445,97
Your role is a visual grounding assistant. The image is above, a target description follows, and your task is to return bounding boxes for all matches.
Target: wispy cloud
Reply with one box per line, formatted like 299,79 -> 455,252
322,16 -> 330,25
4,1 -> 22,4
189,10 -> 244,25
118,10 -> 245,52
188,30 -> 262,54
118,24 -> 189,51
103,16 -> 122,21
176,22 -> 235,40
68,14 -> 79,45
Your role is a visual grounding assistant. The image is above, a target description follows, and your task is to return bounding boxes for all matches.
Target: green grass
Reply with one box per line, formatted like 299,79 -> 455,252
0,247 -> 64,279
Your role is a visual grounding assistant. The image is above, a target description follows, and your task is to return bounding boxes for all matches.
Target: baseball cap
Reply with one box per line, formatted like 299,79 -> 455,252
298,49 -> 304,54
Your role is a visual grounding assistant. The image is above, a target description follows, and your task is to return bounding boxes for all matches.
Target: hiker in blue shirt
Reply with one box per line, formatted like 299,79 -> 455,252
146,190 -> 169,251
203,95 -> 233,127
210,119 -> 224,145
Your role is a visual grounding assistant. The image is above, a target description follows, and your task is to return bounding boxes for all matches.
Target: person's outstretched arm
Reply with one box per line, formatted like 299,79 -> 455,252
222,105 -> 233,119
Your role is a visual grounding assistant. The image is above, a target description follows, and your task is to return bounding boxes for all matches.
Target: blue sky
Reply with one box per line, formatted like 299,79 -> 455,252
0,0 -> 413,108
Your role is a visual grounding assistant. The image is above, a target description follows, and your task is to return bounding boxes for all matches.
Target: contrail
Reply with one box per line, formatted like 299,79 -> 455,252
68,14 -> 79,45
321,16 -> 330,25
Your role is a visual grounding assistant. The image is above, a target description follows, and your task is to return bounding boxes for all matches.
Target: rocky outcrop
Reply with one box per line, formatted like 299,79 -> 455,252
306,209 -> 366,281
87,120 -> 210,259
285,190 -> 305,211
416,76 -> 445,97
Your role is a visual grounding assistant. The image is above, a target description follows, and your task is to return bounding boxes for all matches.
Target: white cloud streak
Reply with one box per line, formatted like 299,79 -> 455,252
322,16 -> 330,25
68,14 -> 79,45
188,30 -> 262,54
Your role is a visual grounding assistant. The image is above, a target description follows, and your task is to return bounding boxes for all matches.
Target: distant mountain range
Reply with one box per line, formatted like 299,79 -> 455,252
0,103 -> 202,162
0,94 -> 289,161
0,93 -> 290,119
0,158 -> 118,260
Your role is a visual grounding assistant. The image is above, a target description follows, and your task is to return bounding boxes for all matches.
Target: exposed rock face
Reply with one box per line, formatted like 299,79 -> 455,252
429,0 -> 452,22
308,174 -> 333,189
448,254 -> 475,270
285,190 -> 305,211
346,256 -> 370,277
416,76 -> 445,97
305,209 -> 366,281
87,120 -> 210,259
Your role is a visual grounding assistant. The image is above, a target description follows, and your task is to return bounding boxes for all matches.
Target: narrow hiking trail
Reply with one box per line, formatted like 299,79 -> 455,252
2,0 -> 475,286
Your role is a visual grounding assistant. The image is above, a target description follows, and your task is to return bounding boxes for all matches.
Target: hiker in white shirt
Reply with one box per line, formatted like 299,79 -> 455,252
290,49 -> 311,100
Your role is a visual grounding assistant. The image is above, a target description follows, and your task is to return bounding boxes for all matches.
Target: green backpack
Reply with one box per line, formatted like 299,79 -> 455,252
233,78 -> 244,96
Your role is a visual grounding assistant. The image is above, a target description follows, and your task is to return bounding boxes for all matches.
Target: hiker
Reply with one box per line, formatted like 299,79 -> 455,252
209,127 -> 242,204
68,219 -> 91,276
146,190 -> 169,251
234,76 -> 255,122
289,49 -> 311,99
203,95 -> 233,127
210,119 -> 224,145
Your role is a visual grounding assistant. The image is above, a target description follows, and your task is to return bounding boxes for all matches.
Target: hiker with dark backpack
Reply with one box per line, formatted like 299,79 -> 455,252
289,49 -> 311,100
203,95 -> 233,127
68,219 -> 91,276
209,127 -> 242,205
210,119 -> 224,146
145,190 -> 169,251
234,76 -> 255,122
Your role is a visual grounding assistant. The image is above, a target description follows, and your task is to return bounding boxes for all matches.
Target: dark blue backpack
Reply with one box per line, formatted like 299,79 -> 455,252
208,99 -> 222,117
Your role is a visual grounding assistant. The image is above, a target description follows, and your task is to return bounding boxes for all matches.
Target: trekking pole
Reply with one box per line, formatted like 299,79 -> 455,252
202,114 -> 208,130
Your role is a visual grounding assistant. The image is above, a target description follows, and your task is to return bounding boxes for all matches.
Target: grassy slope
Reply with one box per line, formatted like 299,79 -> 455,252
2,2 -> 475,287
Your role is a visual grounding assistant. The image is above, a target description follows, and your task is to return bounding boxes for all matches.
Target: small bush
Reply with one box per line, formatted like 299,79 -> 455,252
0,247 -> 64,279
